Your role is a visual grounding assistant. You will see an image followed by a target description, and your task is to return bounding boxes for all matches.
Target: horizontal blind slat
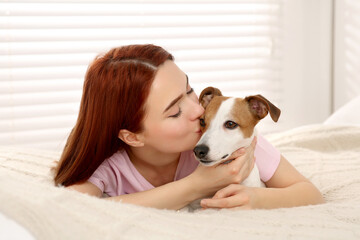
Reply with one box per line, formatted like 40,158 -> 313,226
0,55 -> 279,69
0,79 -> 84,94
0,15 -> 280,29
0,66 -> 88,81
0,26 -> 279,42
0,128 -> 71,145
0,91 -> 82,107
2,3 -> 280,16
0,46 -> 278,69
0,115 -> 77,132
0,67 -> 279,82
0,37 -> 279,55
190,69 -> 280,82
192,80 -> 281,96
6,0 -> 280,4
0,103 -> 80,120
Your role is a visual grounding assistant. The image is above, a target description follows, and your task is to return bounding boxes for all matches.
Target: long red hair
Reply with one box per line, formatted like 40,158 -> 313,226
54,44 -> 174,186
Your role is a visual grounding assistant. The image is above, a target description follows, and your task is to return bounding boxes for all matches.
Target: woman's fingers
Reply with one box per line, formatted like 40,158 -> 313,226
200,184 -> 255,209
227,136 -> 257,182
225,148 -> 245,161
213,184 -> 242,198
201,192 -> 249,209
251,136 -> 257,148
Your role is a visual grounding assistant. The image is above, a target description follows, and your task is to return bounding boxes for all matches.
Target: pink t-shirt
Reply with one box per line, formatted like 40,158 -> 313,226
88,135 -> 280,197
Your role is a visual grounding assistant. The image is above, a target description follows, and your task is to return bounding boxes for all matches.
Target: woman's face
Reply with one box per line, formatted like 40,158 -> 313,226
141,60 -> 204,153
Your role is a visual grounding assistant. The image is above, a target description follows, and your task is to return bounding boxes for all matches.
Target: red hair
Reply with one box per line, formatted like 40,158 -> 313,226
54,44 -> 174,186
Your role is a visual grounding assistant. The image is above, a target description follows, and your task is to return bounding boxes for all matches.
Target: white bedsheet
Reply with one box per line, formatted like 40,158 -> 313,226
1,124 -> 360,240
0,212 -> 34,240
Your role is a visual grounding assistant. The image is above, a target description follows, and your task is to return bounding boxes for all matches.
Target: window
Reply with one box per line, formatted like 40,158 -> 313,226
1,0 -> 283,151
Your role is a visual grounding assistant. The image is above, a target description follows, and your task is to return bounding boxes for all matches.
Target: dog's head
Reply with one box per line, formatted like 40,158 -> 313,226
193,87 -> 281,166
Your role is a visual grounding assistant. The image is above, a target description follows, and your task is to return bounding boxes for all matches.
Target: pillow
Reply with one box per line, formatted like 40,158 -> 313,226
324,95 -> 360,125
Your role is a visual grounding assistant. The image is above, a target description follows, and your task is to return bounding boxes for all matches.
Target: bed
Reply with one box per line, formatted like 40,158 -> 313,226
1,97 -> 360,240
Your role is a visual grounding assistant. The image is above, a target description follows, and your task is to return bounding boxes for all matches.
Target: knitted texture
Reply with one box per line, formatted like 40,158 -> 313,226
0,124 -> 360,240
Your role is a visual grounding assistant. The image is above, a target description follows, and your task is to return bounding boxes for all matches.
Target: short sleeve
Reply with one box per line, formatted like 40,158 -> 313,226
255,135 -> 281,182
87,160 -> 121,195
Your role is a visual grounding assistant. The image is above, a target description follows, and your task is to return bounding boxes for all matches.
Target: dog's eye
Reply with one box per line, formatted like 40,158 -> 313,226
200,118 -> 206,127
224,121 -> 238,129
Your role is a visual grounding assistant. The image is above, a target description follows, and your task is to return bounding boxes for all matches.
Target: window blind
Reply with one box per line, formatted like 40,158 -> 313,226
0,0 -> 283,152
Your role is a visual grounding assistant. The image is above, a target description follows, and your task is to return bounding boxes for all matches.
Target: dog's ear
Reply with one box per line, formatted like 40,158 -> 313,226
199,87 -> 222,109
245,95 -> 281,122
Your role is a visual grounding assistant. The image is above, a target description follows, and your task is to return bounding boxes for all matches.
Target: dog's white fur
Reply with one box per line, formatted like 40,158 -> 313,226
181,88 -> 281,212
197,98 -> 255,165
195,97 -> 264,188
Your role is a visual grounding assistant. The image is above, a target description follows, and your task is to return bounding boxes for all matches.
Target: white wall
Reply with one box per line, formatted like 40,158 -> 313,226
334,0 -> 360,111
280,0 -> 333,130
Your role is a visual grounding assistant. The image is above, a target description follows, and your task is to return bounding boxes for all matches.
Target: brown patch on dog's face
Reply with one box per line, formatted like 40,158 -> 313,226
231,98 -> 259,138
200,96 -> 229,132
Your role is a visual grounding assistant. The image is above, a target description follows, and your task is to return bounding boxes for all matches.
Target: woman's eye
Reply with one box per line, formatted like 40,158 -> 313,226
224,121 -> 238,129
169,108 -> 182,118
186,87 -> 194,95
200,118 -> 206,127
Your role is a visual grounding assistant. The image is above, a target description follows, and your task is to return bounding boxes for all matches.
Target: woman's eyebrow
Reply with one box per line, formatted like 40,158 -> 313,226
163,94 -> 183,113
163,74 -> 189,113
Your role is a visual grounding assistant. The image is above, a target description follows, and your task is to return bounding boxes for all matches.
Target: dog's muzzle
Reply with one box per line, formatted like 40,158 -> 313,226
193,144 -> 209,159
194,145 -> 216,165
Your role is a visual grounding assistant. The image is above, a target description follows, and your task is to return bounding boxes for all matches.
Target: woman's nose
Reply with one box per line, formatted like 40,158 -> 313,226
188,97 -> 204,121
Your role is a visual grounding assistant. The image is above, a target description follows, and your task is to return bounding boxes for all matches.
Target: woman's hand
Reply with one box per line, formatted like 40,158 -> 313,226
189,137 -> 257,198
200,184 -> 258,210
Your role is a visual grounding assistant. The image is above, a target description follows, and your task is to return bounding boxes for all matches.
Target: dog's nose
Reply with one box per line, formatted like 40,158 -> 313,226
193,145 -> 209,159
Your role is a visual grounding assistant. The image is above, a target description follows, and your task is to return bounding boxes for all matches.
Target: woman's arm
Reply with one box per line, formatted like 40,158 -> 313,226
67,140 -> 257,210
200,155 -> 325,209
67,141 -> 256,210
256,155 -> 325,208
68,181 -> 103,197
68,176 -> 202,210
107,175 -> 202,210
68,169 -> 237,210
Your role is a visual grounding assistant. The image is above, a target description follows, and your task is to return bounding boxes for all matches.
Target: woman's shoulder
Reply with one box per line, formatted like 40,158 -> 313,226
92,150 -> 129,174
87,150 -> 130,195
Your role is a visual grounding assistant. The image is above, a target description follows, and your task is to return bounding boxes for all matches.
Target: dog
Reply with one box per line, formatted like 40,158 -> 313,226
181,87 -> 281,212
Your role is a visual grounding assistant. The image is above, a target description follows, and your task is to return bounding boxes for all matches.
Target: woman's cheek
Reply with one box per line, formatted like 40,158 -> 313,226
164,120 -> 188,138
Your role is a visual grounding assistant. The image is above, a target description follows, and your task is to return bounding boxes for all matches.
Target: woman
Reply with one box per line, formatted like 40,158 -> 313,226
54,44 -> 324,210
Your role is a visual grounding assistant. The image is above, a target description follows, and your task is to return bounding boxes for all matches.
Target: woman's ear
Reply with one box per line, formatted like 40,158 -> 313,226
118,129 -> 145,147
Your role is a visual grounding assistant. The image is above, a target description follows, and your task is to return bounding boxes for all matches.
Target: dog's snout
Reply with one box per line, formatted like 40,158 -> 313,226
193,145 -> 209,159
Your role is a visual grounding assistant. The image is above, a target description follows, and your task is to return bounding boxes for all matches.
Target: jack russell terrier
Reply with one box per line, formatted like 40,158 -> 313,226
182,87 -> 281,212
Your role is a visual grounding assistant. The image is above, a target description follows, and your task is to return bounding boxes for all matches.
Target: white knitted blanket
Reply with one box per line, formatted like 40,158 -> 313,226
0,124 -> 360,240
